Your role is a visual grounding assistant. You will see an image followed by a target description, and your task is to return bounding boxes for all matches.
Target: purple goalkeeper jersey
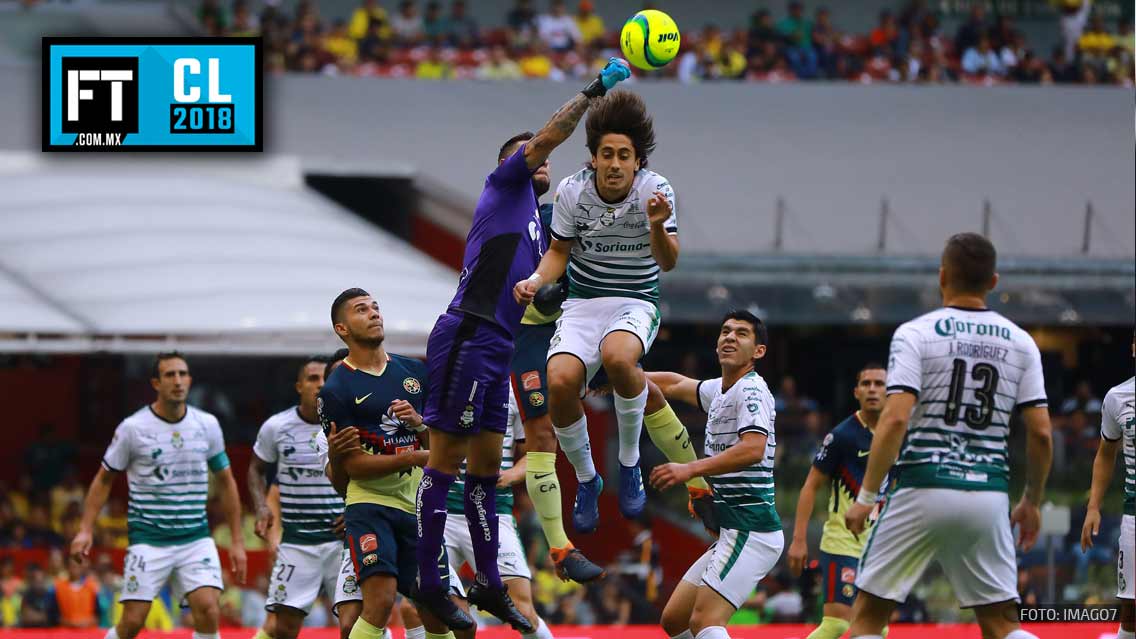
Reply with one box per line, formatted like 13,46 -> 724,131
447,144 -> 546,337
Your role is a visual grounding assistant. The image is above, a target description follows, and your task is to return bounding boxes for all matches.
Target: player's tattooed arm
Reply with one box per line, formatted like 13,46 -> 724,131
524,93 -> 591,170
247,455 -> 274,539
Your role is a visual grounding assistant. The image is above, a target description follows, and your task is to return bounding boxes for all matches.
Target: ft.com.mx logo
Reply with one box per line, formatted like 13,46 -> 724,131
43,37 -> 262,151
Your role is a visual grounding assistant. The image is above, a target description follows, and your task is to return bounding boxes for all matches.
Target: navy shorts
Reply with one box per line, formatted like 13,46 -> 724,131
510,323 -> 555,422
819,550 -> 860,606
345,503 -> 448,597
423,311 -> 513,435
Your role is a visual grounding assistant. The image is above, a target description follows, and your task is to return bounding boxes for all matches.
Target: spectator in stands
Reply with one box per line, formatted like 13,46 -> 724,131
23,504 -> 62,549
422,2 -> 448,45
777,1 -> 818,79
507,0 -> 539,47
477,45 -> 523,80
574,1 -> 605,47
811,6 -> 841,78
26,424 -> 76,489
997,31 -> 1026,74
728,589 -> 770,625
359,21 -> 393,64
775,376 -> 819,414
897,0 -> 929,48
0,557 -> 22,627
50,470 -> 83,531
228,1 -> 259,37
416,46 -> 454,79
444,0 -> 480,48
1011,50 -> 1050,83
54,558 -> 98,628
716,41 -> 748,80
962,35 -> 1005,76
537,0 -> 582,53
241,575 -> 269,628
676,41 -> 708,83
1048,45 -> 1080,82
18,563 -> 57,628
391,0 -> 425,46
349,0 -> 389,41
765,573 -> 804,622
1060,0 -> 1093,60
94,497 -> 128,550
1078,13 -> 1114,65
6,475 -> 32,521
549,587 -> 595,624
1061,379 -> 1103,414
590,579 -> 631,625
519,42 -> 554,78
954,5 -> 986,54
869,10 -> 901,59
198,0 -> 228,34
93,555 -> 119,629
324,19 -> 359,66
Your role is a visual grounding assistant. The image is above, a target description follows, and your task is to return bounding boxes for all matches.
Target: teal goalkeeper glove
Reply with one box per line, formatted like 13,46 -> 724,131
581,57 -> 631,98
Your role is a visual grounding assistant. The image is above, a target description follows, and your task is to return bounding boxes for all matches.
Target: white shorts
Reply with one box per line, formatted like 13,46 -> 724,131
856,487 -> 1018,608
1119,514 -> 1134,600
267,540 -> 349,615
333,547 -> 363,611
548,297 -> 660,392
680,528 -> 783,609
120,537 -> 223,603
444,513 -> 531,598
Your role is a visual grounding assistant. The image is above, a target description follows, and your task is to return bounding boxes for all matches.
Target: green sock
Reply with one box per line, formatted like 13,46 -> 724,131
425,632 -> 455,639
252,630 -> 273,639
526,451 -> 571,548
349,617 -> 385,639
806,616 -> 850,639
644,402 -> 710,491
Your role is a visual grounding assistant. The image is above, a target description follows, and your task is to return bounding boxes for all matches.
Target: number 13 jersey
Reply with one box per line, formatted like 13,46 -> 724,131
886,306 -> 1047,492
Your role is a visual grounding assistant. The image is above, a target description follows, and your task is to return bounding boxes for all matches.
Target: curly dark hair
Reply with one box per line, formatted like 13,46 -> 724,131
585,90 -> 655,169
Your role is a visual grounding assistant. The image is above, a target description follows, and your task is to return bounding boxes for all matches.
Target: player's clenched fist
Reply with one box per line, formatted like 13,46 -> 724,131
845,501 -> 872,537
390,399 -> 423,429
786,538 -> 808,577
514,274 -> 541,305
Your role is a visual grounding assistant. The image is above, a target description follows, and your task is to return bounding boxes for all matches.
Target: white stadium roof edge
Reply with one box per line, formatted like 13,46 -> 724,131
0,153 -> 456,356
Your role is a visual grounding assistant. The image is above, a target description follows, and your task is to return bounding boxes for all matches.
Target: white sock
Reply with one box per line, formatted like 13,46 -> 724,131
1115,628 -> 1136,639
555,414 -> 596,482
522,618 -> 553,639
193,633 -> 221,639
406,626 -> 426,639
613,384 -> 647,467
670,631 -> 694,639
1002,631 -> 1039,639
694,627 -> 729,639
105,630 -> 120,639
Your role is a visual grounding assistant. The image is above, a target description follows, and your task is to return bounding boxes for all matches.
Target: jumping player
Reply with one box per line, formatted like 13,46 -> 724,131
845,233 -> 1053,639
787,363 -> 888,639
70,352 -> 247,639
414,58 -> 631,631
514,90 -> 685,533
317,289 -> 451,639
1080,334 -> 1135,639
648,311 -> 783,639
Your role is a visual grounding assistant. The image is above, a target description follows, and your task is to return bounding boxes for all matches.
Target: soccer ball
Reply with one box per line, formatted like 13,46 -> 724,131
620,9 -> 681,71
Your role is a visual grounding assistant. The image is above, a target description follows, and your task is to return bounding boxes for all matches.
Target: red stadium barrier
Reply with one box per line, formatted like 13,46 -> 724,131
0,625 -> 1122,639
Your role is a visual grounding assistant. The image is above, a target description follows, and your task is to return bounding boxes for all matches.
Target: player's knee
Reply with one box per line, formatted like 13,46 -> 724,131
645,378 -> 667,413
272,609 -> 303,639
361,597 -> 394,628
547,362 -> 581,401
192,598 -> 221,632
599,350 -> 637,379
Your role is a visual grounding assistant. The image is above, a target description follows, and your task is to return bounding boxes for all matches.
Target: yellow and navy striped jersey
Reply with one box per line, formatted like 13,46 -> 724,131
812,412 -> 884,558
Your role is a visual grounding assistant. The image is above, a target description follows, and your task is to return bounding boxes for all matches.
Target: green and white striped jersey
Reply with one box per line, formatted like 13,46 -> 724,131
253,407 -> 344,545
696,371 -> 781,533
1101,377 -> 1135,516
102,405 -> 229,547
887,307 -> 1047,492
446,386 -> 525,515
549,168 -> 677,304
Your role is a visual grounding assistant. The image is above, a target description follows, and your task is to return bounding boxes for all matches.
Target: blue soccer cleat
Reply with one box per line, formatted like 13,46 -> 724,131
618,463 -> 646,519
573,475 -> 603,533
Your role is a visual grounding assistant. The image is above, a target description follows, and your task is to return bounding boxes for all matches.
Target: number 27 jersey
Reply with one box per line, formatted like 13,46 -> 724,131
887,306 -> 1046,492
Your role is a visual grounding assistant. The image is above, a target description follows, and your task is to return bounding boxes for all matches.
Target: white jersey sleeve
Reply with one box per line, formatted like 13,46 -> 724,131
549,175 -> 581,241
315,429 -> 330,471
736,375 -> 774,437
886,322 -> 924,395
697,377 -> 721,413
1102,389 -> 1125,441
102,421 -> 134,473
202,413 -> 228,471
252,418 -> 278,464
1015,337 -> 1048,407
639,172 -> 677,234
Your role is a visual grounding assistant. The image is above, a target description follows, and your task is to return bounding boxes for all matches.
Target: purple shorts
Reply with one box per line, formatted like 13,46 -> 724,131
422,311 -> 514,435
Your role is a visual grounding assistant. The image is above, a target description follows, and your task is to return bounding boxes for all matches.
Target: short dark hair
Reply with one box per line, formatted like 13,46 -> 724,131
586,90 -> 655,169
942,233 -> 997,294
856,362 -> 886,383
721,310 -> 768,346
298,356 -> 327,380
325,348 -> 350,379
151,351 -> 188,379
331,288 -> 370,324
498,131 -> 534,162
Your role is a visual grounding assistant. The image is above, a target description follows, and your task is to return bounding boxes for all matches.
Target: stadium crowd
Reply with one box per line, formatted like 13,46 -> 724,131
192,0 -> 1136,85
0,371 -> 1124,629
